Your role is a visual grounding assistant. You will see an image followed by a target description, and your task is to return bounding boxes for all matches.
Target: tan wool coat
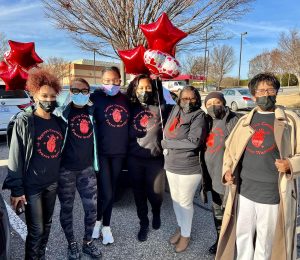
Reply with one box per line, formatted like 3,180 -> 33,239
216,106 -> 300,260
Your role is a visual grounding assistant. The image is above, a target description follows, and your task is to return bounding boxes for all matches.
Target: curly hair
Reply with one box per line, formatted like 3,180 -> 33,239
127,74 -> 165,106
248,73 -> 280,96
26,69 -> 62,95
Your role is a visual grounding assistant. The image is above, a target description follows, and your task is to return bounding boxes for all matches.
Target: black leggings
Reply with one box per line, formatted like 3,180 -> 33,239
96,156 -> 124,226
211,190 -> 224,237
24,182 -> 57,260
128,156 -> 165,227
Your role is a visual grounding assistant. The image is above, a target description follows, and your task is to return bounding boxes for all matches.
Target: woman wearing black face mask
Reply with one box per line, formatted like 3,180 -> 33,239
3,69 -> 65,260
202,92 -> 240,255
127,75 -> 169,242
161,86 -> 207,253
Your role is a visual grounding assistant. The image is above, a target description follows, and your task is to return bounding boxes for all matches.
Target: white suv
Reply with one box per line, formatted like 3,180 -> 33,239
0,84 -> 32,135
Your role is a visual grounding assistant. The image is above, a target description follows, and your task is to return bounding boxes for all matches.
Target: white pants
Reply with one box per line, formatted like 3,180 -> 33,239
166,171 -> 201,237
236,195 -> 279,260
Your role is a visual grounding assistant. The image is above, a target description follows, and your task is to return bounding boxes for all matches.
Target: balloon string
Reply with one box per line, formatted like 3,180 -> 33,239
155,78 -> 165,140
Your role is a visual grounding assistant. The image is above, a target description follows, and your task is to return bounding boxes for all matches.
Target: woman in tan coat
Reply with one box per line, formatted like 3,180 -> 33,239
216,73 -> 300,260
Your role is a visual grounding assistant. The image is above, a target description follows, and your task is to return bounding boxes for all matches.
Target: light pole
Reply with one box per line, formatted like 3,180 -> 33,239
238,32 -> 247,87
93,49 -> 96,84
203,26 -> 212,91
205,49 -> 210,89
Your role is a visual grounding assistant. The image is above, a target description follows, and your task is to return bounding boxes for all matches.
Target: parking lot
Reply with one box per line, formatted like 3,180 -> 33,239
1,127 -> 300,260
0,135 -> 218,260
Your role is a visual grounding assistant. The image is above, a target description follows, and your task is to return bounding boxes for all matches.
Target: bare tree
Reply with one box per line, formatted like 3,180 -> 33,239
43,0 -> 253,59
279,29 -> 300,91
181,55 -> 205,75
41,57 -> 69,81
209,45 -> 235,89
0,32 -> 8,61
248,51 -> 273,78
270,49 -> 286,85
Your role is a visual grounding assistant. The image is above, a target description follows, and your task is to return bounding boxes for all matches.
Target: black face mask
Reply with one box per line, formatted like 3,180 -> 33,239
38,100 -> 57,113
180,101 -> 197,113
137,91 -> 153,104
207,105 -> 225,119
256,96 -> 276,111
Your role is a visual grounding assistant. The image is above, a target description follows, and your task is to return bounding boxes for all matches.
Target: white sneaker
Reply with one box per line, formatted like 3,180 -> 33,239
101,226 -> 114,245
92,221 -> 102,239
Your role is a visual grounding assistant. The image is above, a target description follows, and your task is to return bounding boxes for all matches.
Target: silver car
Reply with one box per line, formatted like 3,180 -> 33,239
222,88 -> 255,111
0,84 -> 32,135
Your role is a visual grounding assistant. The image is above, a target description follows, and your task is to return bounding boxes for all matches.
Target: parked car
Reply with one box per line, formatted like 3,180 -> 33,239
222,88 -> 255,111
0,85 -> 32,136
162,80 -> 186,95
0,192 -> 10,260
204,84 -> 218,92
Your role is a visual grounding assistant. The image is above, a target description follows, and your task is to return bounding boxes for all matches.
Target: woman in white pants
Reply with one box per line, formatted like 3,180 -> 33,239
161,86 -> 207,253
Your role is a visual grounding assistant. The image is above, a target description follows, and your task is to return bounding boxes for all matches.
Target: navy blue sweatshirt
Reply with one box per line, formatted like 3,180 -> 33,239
90,90 -> 130,157
161,105 -> 207,175
129,103 -> 169,158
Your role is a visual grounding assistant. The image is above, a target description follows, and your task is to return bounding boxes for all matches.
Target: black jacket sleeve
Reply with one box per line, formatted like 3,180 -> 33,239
161,112 -> 207,150
2,118 -> 26,197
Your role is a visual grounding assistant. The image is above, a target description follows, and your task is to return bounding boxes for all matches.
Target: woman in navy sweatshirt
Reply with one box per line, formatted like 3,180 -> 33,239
90,67 -> 129,245
161,86 -> 207,253
127,75 -> 169,242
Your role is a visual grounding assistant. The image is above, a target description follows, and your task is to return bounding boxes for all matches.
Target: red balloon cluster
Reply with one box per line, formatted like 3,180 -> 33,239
118,13 -> 187,79
0,40 -> 43,90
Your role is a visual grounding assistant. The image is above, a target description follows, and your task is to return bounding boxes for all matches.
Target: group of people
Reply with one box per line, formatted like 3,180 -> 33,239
2,66 -> 300,260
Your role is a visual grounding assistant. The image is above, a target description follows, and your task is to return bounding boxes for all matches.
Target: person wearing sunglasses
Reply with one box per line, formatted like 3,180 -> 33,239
54,78 -> 101,259
161,86 -> 207,253
90,67 -> 130,245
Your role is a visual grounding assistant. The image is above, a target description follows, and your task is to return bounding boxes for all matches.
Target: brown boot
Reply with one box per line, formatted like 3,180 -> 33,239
169,227 -> 181,245
175,236 -> 190,253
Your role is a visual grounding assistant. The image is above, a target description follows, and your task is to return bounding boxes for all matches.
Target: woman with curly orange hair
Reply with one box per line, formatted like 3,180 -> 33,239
3,69 -> 65,260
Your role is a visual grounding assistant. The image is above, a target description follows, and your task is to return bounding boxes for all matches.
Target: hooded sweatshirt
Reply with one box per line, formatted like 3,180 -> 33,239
129,103 -> 170,158
162,105 -> 207,175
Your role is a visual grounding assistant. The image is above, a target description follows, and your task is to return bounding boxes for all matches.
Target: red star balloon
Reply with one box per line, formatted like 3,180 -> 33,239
118,45 -> 149,75
0,65 -> 28,91
140,12 -> 188,56
5,40 -> 43,70
0,61 -> 8,74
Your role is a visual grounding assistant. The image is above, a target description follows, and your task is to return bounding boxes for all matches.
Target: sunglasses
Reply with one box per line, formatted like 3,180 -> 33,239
70,88 -> 90,95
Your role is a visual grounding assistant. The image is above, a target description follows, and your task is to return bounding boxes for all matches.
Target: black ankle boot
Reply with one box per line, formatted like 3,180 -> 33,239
137,225 -> 149,242
208,240 -> 218,255
152,214 -> 161,230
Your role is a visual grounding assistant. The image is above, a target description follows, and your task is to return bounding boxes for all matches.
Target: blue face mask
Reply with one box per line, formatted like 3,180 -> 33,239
102,84 -> 120,96
71,93 -> 90,106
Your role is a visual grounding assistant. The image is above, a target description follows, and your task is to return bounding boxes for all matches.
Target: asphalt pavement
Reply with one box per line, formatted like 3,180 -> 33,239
0,134 -> 299,260
0,137 -> 216,260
